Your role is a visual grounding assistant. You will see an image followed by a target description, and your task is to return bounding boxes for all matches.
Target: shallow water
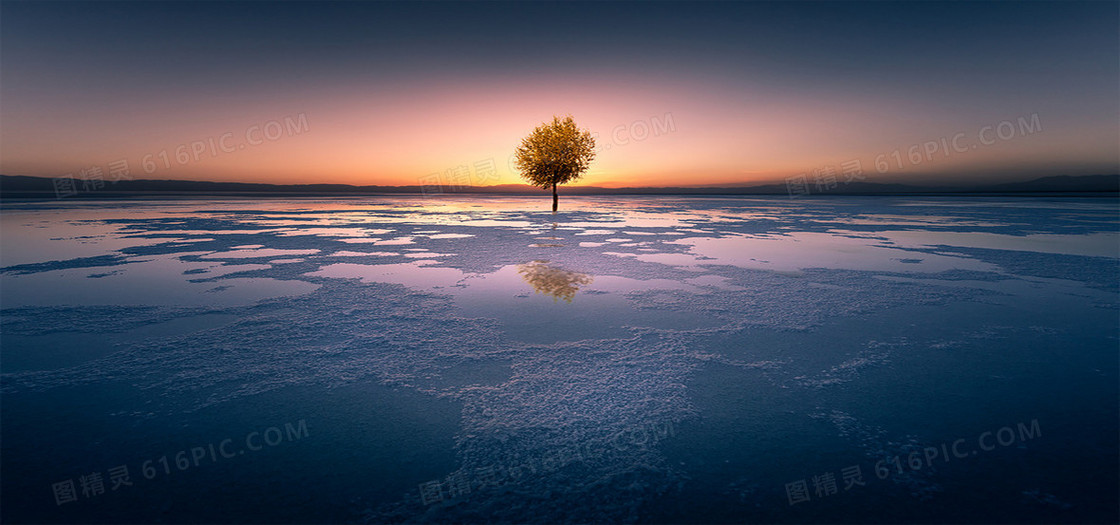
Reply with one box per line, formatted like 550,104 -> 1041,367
1,195 -> 1117,523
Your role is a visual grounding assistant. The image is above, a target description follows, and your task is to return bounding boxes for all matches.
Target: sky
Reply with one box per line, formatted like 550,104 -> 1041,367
1,1 -> 1117,188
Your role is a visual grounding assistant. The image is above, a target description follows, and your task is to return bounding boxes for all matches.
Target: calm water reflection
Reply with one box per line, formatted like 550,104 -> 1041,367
1,195 -> 1116,524
516,260 -> 594,303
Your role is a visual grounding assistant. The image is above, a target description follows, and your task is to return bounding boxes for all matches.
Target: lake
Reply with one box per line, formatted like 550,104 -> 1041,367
1,195 -> 1117,523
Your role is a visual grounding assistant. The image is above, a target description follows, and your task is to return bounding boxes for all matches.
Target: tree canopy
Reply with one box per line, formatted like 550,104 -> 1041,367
513,116 -> 596,211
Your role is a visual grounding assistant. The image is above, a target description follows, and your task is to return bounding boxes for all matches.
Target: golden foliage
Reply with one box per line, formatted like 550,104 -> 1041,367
513,115 -> 596,190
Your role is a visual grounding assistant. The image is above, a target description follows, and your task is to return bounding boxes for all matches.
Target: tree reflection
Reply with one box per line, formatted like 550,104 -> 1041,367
516,260 -> 593,303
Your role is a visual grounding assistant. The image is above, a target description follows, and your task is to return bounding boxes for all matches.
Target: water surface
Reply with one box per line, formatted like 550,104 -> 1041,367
1,195 -> 1117,523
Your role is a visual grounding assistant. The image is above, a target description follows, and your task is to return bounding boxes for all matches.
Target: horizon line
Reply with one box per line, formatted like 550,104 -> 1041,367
3,172 -> 1119,191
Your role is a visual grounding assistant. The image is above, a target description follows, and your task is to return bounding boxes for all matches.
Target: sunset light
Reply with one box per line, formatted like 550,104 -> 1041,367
2,2 -> 1117,524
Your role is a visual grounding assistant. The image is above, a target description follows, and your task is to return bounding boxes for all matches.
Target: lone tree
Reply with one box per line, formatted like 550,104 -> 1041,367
514,115 -> 596,212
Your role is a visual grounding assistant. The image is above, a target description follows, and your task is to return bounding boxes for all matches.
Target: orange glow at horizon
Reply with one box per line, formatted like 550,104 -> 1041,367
2,73 -> 1114,188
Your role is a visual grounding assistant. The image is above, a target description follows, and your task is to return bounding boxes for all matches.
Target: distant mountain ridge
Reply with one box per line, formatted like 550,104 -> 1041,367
1,173 -> 1117,198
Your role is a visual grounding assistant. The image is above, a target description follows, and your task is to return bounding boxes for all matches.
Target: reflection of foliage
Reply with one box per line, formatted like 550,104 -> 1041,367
517,260 -> 593,303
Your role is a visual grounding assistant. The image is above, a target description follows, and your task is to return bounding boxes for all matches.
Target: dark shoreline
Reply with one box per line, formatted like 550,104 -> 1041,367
3,174 -> 1117,201
3,191 -> 1119,202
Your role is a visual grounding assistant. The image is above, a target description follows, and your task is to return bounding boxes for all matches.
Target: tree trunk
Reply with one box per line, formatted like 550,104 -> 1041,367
552,183 -> 558,212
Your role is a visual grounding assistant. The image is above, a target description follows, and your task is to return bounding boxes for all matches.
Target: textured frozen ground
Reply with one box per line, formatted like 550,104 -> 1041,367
1,195 -> 1117,524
